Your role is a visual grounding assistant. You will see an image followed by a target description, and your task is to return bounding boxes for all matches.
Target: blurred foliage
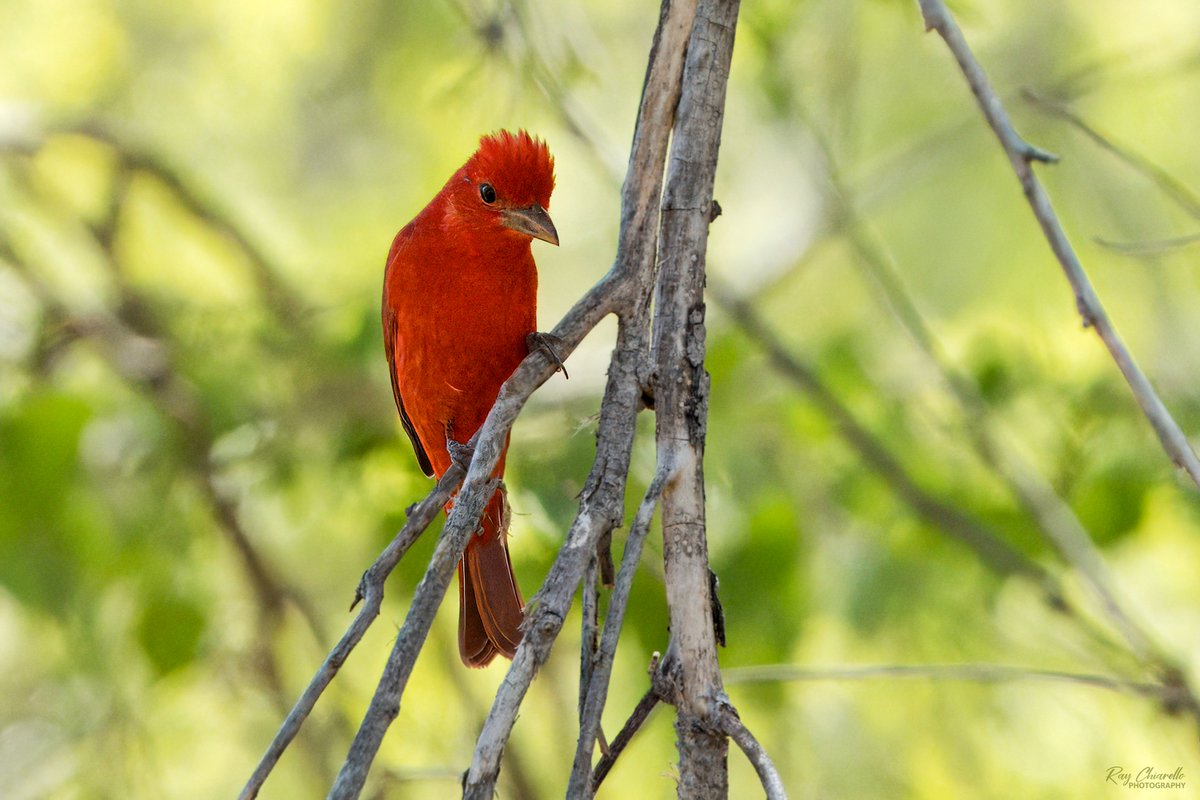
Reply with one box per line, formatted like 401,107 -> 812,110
2,0 -> 1200,797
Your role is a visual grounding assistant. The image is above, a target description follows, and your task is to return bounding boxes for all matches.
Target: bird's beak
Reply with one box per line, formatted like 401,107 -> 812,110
502,204 -> 559,246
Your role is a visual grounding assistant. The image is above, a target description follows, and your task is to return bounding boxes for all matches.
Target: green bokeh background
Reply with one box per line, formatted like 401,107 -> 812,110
2,0 -> 1199,797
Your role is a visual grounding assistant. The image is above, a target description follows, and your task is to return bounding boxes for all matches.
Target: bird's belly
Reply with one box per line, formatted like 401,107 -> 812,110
397,312 -> 531,469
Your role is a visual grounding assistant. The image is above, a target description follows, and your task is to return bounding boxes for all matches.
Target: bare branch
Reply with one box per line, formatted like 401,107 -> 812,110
569,468 -> 671,797
1022,89 -> 1200,221
725,663 -> 1164,698
239,462 -> 466,800
716,700 -> 787,800
328,0 -> 717,791
591,686 -> 660,790
325,282 -> 611,798
793,118 -> 1192,708
652,0 -> 742,793
712,278 -> 1200,729
917,0 -> 1200,490
909,7 -> 1200,731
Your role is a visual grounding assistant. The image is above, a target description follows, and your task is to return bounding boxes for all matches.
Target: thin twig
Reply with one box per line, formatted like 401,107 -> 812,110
568,468 -> 671,797
1022,89 -> 1200,221
591,686 -> 660,790
724,662 -> 1164,698
913,2 -> 1200,731
716,699 -> 787,800
791,110 -> 1176,694
714,272 -> 1200,703
1022,91 -> 1200,258
1095,233 -> 1200,256
239,462 -> 467,800
918,0 -> 1200,490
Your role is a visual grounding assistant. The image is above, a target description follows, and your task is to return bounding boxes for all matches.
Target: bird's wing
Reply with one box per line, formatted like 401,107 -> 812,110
383,302 -> 434,477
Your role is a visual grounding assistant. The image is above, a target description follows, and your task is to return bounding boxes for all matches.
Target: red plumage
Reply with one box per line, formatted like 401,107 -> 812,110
382,130 -> 557,667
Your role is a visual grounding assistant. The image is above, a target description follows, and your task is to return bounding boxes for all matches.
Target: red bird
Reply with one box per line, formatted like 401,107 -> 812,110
382,130 -> 558,667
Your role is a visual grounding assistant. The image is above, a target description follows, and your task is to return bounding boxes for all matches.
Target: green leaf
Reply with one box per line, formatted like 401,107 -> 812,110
1070,459 -> 1153,546
137,593 -> 207,676
0,391 -> 92,614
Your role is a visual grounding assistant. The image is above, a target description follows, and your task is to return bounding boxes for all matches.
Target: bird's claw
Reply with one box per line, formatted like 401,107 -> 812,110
447,437 -> 475,471
527,331 -> 569,379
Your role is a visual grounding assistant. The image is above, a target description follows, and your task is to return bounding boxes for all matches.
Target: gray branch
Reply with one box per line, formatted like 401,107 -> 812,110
717,700 -> 787,800
912,3 -> 1200,731
917,0 -> 1200,489
238,461 -> 467,800
568,468 -> 671,797
651,0 -> 742,795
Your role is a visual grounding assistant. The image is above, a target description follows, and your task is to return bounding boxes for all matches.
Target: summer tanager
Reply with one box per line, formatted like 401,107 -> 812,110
382,130 -> 558,667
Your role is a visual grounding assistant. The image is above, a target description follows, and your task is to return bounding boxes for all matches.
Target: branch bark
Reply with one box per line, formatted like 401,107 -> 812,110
241,0 -> 767,794
591,683 -> 661,790
717,701 -> 786,800
568,468 -> 671,796
778,107 -> 1198,714
651,0 -> 741,794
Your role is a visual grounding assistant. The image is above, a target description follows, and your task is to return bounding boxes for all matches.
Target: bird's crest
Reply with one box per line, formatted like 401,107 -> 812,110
467,130 -> 555,209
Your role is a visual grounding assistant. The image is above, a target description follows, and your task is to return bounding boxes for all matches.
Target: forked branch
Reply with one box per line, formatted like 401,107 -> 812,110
917,0 -> 1200,489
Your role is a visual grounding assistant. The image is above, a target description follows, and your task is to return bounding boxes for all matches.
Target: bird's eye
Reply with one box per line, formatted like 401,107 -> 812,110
480,183 -> 497,204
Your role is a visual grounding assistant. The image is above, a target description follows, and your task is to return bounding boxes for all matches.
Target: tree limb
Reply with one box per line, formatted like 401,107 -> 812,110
916,0 -> 1200,490
238,461 -> 467,800
652,0 -> 742,794
568,468 -> 671,797
716,699 -> 787,800
591,684 -> 660,790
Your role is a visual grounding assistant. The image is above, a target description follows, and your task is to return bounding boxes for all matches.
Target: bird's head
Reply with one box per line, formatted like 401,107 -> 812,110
451,130 -> 558,246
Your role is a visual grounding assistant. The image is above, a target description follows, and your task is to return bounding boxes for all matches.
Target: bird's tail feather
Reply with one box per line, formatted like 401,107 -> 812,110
458,488 -> 524,667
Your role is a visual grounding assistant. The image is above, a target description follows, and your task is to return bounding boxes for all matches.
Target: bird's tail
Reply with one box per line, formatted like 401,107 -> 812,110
457,487 -> 524,667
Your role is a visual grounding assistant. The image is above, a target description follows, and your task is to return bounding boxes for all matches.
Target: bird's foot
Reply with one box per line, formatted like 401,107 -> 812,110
527,331 -> 569,379
447,437 -> 475,472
